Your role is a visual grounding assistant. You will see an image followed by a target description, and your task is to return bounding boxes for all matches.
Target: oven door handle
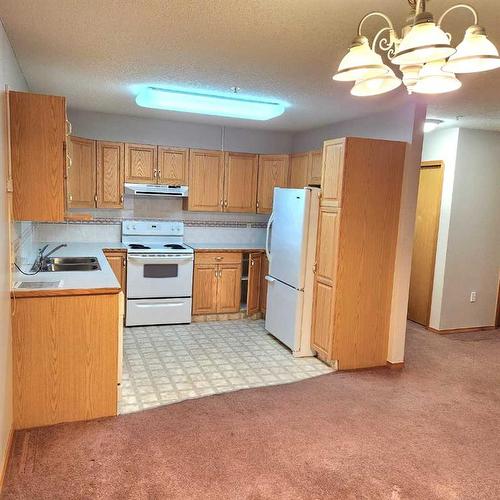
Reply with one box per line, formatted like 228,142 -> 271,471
127,255 -> 193,264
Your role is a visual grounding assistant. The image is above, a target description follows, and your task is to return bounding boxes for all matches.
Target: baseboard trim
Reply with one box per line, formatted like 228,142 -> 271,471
0,427 -> 14,492
428,325 -> 496,335
386,361 -> 405,370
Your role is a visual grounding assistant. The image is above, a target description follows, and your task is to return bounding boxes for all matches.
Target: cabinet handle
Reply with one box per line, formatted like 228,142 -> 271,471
65,119 -> 72,136
220,199 -> 223,207
153,170 -> 157,178
224,200 -> 228,207
251,259 -> 254,266
219,270 -> 222,278
313,262 -> 317,274
215,256 -> 223,261
68,194 -> 73,202
157,169 -> 161,177
256,200 -> 259,209
214,269 -> 218,278
120,194 -> 124,203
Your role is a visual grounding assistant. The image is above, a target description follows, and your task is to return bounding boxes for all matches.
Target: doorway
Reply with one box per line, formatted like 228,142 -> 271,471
408,161 -> 444,326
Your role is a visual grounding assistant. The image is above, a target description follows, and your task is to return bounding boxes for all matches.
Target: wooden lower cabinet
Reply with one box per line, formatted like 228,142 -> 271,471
193,253 -> 242,315
11,292 -> 120,429
247,253 -> 262,315
218,263 -> 243,313
192,264 -> 219,314
104,249 -> 127,293
259,254 -> 269,312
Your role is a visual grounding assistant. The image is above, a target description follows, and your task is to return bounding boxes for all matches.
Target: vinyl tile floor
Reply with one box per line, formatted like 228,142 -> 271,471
119,319 -> 333,414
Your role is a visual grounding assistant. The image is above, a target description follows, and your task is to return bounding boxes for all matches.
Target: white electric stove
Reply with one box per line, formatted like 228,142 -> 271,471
122,220 -> 194,326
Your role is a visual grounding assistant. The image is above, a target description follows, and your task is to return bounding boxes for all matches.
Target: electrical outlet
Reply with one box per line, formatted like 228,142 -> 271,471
470,291 -> 477,303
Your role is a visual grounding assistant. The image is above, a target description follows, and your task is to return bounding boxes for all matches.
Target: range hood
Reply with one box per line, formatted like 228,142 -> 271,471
124,183 -> 188,198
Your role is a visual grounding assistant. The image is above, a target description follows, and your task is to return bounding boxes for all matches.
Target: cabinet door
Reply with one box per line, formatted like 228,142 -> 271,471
193,264 -> 218,314
321,139 -> 345,207
158,146 -> 188,185
125,143 -> 157,184
289,153 -> 309,189
96,141 -> 125,208
223,152 -> 258,212
259,254 -> 269,312
217,263 -> 242,313
188,149 -> 224,212
311,281 -> 334,357
256,155 -> 289,214
10,91 -> 66,221
311,206 -> 340,358
104,252 -> 126,293
247,253 -> 262,315
67,136 -> 96,208
308,150 -> 322,186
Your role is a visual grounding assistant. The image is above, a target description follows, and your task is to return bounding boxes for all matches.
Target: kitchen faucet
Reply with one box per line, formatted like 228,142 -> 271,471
34,243 -> 68,269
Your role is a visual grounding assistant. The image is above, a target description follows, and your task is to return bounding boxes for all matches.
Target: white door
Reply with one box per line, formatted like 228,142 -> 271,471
268,188 -> 309,289
264,276 -> 303,351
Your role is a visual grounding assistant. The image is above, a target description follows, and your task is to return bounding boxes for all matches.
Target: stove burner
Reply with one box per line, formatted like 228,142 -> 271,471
129,244 -> 151,249
164,244 -> 184,249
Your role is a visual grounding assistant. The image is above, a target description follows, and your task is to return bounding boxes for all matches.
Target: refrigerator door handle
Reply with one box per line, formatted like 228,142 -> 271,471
265,212 -> 274,261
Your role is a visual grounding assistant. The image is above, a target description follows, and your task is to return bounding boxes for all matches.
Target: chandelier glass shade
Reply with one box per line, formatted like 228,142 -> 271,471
412,60 -> 462,94
333,1 -> 500,97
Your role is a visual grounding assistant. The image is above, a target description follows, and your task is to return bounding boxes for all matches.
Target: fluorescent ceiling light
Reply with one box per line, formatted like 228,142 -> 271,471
424,119 -> 444,133
136,87 -> 286,121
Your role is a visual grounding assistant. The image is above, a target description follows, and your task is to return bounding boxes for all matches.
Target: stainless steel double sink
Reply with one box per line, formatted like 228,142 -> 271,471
34,257 -> 101,272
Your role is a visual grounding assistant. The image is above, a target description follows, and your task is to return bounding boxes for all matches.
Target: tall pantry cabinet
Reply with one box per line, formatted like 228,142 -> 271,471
311,137 -> 407,370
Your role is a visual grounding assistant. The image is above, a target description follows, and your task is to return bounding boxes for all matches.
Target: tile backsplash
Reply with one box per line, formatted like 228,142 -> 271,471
13,197 -> 269,265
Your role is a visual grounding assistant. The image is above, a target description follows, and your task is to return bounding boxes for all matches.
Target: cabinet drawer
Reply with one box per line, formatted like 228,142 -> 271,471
195,252 -> 242,265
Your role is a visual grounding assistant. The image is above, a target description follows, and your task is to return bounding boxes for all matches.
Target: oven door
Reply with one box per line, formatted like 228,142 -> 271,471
127,253 -> 193,298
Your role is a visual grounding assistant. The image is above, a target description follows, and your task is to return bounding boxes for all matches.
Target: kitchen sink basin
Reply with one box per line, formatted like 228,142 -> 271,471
33,256 -> 101,272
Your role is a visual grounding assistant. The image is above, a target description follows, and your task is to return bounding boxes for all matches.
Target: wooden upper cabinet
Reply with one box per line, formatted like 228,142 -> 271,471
125,143 -> 157,184
187,149 -> 224,212
96,141 -> 125,209
321,139 -> 345,207
289,153 -> 309,189
256,154 -> 289,214
10,91 -> 66,221
223,152 -> 258,212
308,150 -> 322,186
67,136 -> 96,208
247,252 -> 262,315
157,146 -> 188,186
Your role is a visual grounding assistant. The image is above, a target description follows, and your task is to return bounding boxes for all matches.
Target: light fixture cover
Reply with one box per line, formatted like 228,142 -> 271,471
333,37 -> 388,82
444,26 -> 500,73
392,22 -> 456,65
136,87 -> 286,121
413,60 -> 462,94
351,67 -> 402,96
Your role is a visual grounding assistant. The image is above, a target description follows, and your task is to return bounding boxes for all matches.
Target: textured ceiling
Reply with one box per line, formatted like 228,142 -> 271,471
1,0 -> 499,131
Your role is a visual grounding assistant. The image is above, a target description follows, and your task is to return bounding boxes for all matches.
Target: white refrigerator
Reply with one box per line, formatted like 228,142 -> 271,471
265,187 -> 320,357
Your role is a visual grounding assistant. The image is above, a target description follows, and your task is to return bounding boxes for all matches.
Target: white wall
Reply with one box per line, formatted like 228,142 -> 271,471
421,128 -> 460,329
291,103 -> 419,152
0,20 -> 28,482
68,109 -> 293,154
423,127 -> 500,330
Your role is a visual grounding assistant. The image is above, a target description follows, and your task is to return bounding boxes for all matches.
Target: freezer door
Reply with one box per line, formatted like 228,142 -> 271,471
264,276 -> 303,351
268,188 -> 309,289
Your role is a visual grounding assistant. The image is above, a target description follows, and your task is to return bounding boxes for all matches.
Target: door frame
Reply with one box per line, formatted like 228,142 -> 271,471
408,160 -> 444,327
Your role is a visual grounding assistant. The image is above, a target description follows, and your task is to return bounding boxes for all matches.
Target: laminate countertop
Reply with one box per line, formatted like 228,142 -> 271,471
12,242 -> 126,297
187,243 -> 266,253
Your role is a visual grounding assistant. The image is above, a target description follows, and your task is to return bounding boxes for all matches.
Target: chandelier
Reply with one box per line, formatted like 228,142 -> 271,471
333,0 -> 500,96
